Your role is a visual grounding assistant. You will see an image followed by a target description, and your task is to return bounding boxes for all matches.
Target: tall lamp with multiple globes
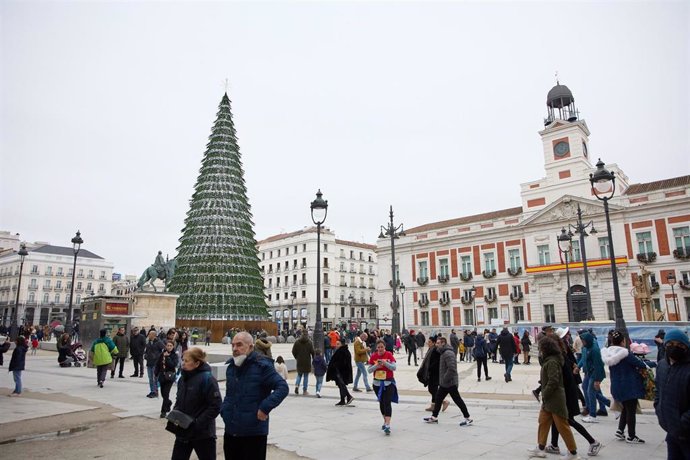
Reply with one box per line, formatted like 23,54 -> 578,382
589,159 -> 628,337
66,230 -> 83,337
557,228 -> 574,322
379,206 -> 405,335
310,190 -> 328,354
10,243 -> 29,341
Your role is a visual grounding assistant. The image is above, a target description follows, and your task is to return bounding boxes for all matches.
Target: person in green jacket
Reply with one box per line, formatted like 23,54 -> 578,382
90,328 -> 118,388
528,336 -> 578,459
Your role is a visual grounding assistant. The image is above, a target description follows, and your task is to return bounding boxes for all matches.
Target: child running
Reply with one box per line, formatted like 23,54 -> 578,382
368,339 -> 398,435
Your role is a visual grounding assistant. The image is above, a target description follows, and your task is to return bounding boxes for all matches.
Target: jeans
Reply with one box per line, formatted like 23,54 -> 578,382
12,370 -> 22,394
504,358 -> 514,378
353,362 -> 371,390
325,348 -> 333,363
295,372 -> 309,390
584,374 -> 610,416
224,434 -> 267,460
315,375 -> 324,393
465,347 -> 474,362
147,366 -> 158,394
172,437 -> 216,460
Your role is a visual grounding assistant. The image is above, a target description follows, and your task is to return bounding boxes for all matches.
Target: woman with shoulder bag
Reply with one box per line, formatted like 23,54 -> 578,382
168,347 -> 221,460
157,340 -> 180,418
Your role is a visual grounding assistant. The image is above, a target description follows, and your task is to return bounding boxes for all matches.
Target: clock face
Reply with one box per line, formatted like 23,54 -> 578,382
582,142 -> 588,158
554,141 -> 570,157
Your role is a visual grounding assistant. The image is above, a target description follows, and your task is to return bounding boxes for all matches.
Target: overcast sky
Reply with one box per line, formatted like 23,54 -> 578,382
1,1 -> 688,276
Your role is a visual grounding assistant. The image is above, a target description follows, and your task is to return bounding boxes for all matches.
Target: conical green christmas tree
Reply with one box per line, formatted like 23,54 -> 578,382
169,93 -> 267,320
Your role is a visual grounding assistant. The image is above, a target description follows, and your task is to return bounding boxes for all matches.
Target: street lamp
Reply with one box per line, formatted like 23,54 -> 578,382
557,228 -> 574,322
569,204 -> 597,319
310,189 -> 328,354
590,159 -> 627,336
399,283 -> 406,332
66,230 -> 83,337
667,272 -> 679,319
379,206 -> 405,335
10,243 -> 29,341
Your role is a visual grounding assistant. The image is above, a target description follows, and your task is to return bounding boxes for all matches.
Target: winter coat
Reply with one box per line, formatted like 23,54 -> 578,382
405,334 -> 418,351
497,330 -> 516,359
155,349 -> 180,380
541,353 -> 568,419
255,338 -> 273,359
353,338 -> 369,363
221,351 -> 288,437
462,334 -> 474,348
521,336 -> 532,353
383,334 -> 395,353
144,337 -> 165,367
438,344 -> 458,388
90,337 -> 117,366
171,362 -> 221,441
9,343 -> 28,371
655,354 -> 690,441
579,332 -> 606,381
450,333 -> 460,351
57,341 -> 71,363
129,333 -> 146,357
112,333 -> 129,358
291,336 -> 314,374
415,332 -> 425,348
417,346 -> 440,386
326,344 -> 353,384
513,335 -> 521,354
601,345 -> 645,402
473,336 -> 489,359
312,355 -> 327,377
561,346 -> 582,419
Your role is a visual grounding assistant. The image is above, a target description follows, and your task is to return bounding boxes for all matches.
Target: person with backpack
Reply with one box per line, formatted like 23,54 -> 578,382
90,328 -> 118,388
312,350 -> 327,398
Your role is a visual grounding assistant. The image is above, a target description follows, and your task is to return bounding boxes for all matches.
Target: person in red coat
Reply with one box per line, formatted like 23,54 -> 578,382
513,332 -> 522,365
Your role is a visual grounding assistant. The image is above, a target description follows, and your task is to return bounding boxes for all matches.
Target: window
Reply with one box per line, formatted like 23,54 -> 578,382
685,298 -> 690,322
284,261 -> 288,270
68,268 -> 73,276
513,306 -> 524,321
100,270 -> 106,279
285,247 -> 289,256
87,270 -> 93,279
57,267 -> 63,276
324,273 -> 330,284
268,294 -> 272,301
461,256 -> 472,276
484,252 -> 496,272
350,250 -> 355,259
418,261 -> 428,279
262,253 -> 265,260
323,290 -> 329,299
439,258 -> 449,277
301,290 -> 306,298
41,292 -> 50,303
421,311 -> 429,326
359,264 -> 364,273
28,291 -> 35,302
440,291 -> 450,303
682,271 -> 690,285
284,292 -> 288,300
636,231 -> 654,254
44,279 -> 51,288
268,279 -> 273,288
486,287 -> 496,299
599,237 -> 610,258
302,258 -> 307,268
420,292 -> 429,304
606,301 -> 615,321
441,310 -> 451,326
508,249 -> 521,271
303,244 -> 306,252
463,289 -> 473,302
293,274 -> 298,285
339,262 -> 345,271
54,293 -> 60,303
350,263 -> 355,273
30,279 -> 37,288
46,266 -> 52,275
673,227 -> 690,252
340,249 -> 345,258
323,244 -> 328,252
76,295 -> 81,304
488,307 -> 498,320
56,280 -> 62,289
571,240 -> 581,262
269,251 -> 273,258
78,269 -> 83,277
294,246 -> 298,254
86,282 -> 92,291
463,309 -> 474,325
537,245 -> 550,265
31,265 -> 38,274
543,304 -> 555,323
99,283 -> 104,292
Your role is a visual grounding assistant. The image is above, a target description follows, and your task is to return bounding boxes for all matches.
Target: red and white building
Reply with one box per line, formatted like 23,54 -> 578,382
377,83 -> 690,330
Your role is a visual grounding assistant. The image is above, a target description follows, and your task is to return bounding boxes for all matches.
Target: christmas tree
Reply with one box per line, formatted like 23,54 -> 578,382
169,93 -> 267,320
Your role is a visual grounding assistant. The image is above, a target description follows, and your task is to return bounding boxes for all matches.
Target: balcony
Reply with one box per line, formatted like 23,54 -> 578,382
339,268 -> 348,272
349,269 -> 357,273
482,269 -> 497,279
460,272 -> 473,282
437,275 -> 449,284
439,297 -> 450,307
416,277 -> 429,286
679,280 -> 690,291
650,281 -> 660,294
510,292 -> 524,302
28,285 -> 38,291
339,282 -> 347,287
508,266 -> 522,277
418,298 -> 429,308
300,264 -> 307,269
43,286 -> 53,292
460,295 -> 474,306
484,294 -> 497,304
636,252 -> 657,264
673,247 -> 690,260
358,284 -> 367,289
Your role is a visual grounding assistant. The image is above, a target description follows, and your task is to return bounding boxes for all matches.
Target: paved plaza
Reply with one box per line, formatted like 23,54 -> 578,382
0,342 -> 668,459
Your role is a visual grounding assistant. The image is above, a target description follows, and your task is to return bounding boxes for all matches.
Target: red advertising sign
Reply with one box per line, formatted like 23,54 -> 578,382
104,302 -> 129,315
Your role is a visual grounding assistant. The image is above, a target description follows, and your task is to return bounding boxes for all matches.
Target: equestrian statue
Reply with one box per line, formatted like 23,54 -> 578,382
137,251 -> 177,292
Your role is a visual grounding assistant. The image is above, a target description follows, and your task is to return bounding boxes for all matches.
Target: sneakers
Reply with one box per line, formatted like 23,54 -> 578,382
98,382 -> 104,388
532,389 -> 541,402
561,453 -> 580,460
346,396 -> 354,405
587,441 -> 602,456
596,409 -> 608,416
316,391 -> 321,398
526,447 -> 547,458
366,388 -> 373,392
294,387 -> 299,395
383,425 -> 391,435
458,418 -> 473,427
544,445 -> 561,454
129,373 -> 138,377
353,388 -> 362,392
477,378 -> 481,382
581,416 -> 598,423
303,389 -> 309,395
423,416 -> 438,424
626,436 -> 645,444
118,375 -> 125,379
485,376 -> 492,381
614,430 -> 625,440
442,400 -> 450,412
335,401 -> 346,406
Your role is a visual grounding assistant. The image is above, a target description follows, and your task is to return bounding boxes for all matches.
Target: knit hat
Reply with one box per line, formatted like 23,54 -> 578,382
664,329 -> 690,347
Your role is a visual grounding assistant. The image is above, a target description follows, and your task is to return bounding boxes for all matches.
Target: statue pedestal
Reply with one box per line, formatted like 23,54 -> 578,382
132,292 -> 178,330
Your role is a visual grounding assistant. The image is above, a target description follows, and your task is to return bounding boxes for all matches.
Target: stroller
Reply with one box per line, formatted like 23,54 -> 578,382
59,342 -> 87,367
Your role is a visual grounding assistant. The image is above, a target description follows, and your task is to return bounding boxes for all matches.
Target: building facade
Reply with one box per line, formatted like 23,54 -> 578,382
257,227 -> 378,333
0,241 -> 114,327
377,83 -> 690,331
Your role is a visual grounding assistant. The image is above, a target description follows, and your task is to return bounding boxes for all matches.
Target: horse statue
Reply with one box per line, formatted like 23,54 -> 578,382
137,257 -> 177,292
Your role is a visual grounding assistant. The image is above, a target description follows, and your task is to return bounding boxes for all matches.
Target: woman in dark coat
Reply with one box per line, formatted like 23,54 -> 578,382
9,336 -> 28,396
156,340 -> 180,418
57,333 -> 72,366
417,336 -> 449,411
521,331 -> 532,364
326,340 -> 354,406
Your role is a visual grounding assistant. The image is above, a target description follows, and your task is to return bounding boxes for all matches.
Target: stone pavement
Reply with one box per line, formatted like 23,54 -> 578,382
0,343 -> 668,459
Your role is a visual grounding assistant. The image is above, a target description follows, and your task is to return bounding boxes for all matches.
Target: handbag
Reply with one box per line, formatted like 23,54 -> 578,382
163,370 -> 176,382
640,366 -> 656,401
166,409 -> 194,429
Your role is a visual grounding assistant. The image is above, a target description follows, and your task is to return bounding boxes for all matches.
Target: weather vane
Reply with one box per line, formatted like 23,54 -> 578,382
555,70 -> 559,84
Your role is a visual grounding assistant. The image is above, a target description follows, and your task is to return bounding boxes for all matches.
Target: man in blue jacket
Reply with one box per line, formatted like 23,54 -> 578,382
655,329 -> 690,459
221,331 -> 288,460
577,331 -> 611,423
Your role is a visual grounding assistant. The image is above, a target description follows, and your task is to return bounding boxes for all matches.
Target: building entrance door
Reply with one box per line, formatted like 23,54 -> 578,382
569,285 -> 589,322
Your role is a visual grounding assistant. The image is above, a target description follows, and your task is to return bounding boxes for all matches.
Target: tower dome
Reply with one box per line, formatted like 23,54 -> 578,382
547,83 -> 574,108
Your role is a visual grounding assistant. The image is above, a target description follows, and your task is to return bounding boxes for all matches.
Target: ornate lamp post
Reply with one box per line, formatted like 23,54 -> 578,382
590,159 -> 627,336
379,206 -> 405,335
569,204 -> 597,319
667,272 -> 679,319
310,190 -> 328,354
10,243 -> 29,341
557,228 -> 574,322
66,230 -> 83,337
399,283 -> 406,332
